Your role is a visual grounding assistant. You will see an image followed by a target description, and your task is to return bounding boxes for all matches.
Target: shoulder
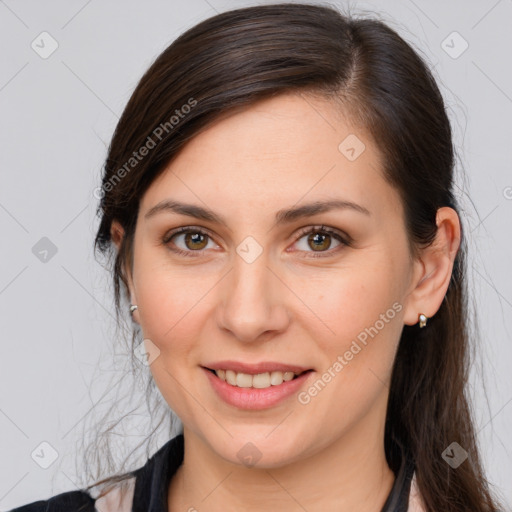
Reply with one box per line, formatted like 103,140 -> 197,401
9,476 -> 137,512
9,433 -> 183,512
8,489 -> 96,512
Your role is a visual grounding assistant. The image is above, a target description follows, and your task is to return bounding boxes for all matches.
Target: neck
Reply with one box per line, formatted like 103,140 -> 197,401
168,402 -> 395,512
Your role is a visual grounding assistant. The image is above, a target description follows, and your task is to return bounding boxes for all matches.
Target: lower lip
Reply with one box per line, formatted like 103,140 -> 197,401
202,367 -> 313,410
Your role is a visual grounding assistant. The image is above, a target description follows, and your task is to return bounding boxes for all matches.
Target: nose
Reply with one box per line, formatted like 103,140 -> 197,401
215,249 -> 291,343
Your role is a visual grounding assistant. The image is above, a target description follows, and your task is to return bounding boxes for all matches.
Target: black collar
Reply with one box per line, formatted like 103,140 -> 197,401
380,439 -> 416,511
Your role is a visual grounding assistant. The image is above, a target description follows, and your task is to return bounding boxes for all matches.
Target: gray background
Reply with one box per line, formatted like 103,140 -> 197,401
1,0 -> 511,509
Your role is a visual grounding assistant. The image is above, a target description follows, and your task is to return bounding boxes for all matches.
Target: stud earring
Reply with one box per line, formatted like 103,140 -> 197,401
129,304 -> 138,315
418,313 -> 428,328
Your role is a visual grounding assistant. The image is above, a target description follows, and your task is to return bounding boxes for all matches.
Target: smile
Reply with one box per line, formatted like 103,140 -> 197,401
209,368 -> 306,388
202,367 -> 314,410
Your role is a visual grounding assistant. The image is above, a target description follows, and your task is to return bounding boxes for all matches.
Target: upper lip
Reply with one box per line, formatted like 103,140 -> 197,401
203,361 -> 312,375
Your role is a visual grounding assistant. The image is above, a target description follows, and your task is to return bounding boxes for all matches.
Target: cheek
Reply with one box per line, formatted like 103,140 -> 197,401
298,259 -> 405,405
133,262 -> 211,420
133,241 -> 214,345
295,282 -> 404,443
303,260 -> 402,344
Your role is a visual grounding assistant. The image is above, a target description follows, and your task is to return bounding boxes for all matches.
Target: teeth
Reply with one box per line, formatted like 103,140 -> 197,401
214,369 -> 299,388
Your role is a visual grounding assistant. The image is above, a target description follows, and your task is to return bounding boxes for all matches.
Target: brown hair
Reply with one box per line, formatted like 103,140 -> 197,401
87,3 -> 502,510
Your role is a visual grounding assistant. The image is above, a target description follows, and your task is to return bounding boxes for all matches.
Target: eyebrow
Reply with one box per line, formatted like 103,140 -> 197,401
144,198 -> 371,226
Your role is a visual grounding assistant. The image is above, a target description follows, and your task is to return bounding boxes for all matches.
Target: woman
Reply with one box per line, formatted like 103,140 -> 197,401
9,3 -> 504,511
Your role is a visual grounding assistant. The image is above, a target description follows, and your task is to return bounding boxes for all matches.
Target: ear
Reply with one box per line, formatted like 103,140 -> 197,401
110,220 -> 139,324
402,207 -> 461,326
110,219 -> 124,251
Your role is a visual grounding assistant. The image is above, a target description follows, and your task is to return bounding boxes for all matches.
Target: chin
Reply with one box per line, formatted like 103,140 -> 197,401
210,430 -> 305,469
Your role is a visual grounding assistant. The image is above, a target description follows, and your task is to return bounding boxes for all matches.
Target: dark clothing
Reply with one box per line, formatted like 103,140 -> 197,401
9,433 -> 415,511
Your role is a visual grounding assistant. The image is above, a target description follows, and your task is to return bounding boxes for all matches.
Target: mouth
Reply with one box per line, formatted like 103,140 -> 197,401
202,365 -> 315,410
203,367 -> 313,389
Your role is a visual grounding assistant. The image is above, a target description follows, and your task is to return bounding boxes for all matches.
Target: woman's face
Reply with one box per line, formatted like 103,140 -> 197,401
121,92 -> 422,468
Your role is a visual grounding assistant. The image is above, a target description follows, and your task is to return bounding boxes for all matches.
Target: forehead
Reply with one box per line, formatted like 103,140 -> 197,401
140,92 -> 401,223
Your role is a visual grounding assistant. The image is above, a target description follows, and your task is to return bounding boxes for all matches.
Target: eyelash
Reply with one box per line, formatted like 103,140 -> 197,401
162,225 -> 351,259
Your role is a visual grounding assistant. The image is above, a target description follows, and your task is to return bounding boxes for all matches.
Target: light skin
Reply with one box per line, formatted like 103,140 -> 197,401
111,91 -> 460,511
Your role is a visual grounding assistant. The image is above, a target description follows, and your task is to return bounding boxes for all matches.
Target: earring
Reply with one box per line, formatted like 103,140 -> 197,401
418,313 -> 428,328
129,304 -> 138,315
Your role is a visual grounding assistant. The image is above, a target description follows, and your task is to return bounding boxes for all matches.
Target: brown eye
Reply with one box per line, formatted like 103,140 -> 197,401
163,227 -> 216,257
182,231 -> 209,250
307,232 -> 332,251
292,225 -> 349,258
